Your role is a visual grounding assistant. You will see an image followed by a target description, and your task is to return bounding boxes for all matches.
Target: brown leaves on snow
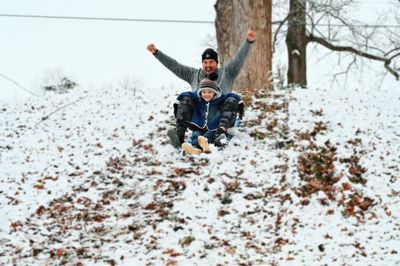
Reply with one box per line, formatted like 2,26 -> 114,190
294,121 -> 375,220
297,140 -> 340,198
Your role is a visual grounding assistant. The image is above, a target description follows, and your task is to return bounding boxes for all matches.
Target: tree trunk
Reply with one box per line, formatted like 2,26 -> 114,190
215,0 -> 272,91
286,0 -> 308,87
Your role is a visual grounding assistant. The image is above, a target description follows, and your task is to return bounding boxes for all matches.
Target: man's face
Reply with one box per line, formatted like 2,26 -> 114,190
202,59 -> 218,75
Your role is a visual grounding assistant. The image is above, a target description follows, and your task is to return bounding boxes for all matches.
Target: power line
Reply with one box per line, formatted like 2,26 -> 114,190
0,13 -> 214,24
287,23 -> 400,29
0,13 -> 399,28
0,72 -> 39,97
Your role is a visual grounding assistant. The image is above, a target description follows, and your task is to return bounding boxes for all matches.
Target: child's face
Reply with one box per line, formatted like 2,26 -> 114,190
201,89 -> 216,102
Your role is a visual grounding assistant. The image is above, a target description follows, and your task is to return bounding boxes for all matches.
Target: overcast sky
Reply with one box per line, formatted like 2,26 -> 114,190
0,0 -> 216,101
1,1 -> 397,102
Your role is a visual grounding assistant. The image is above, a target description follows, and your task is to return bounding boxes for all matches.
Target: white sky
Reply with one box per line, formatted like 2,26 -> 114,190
1,0 -> 398,102
0,0 -> 216,101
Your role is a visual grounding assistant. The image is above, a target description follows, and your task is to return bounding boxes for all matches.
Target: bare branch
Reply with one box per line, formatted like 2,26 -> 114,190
308,33 -> 400,80
272,14 -> 289,53
332,55 -> 357,85
385,47 -> 400,57
385,51 -> 400,80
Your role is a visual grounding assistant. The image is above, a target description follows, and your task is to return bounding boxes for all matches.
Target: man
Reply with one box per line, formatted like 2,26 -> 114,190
147,30 -> 256,148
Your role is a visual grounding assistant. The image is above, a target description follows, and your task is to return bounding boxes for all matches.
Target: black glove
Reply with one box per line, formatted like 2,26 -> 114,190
215,127 -> 226,138
214,127 -> 227,147
238,102 -> 245,119
173,103 -> 178,118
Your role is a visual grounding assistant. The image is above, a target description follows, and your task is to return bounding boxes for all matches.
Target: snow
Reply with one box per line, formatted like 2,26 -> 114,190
291,49 -> 300,56
1,79 -> 399,265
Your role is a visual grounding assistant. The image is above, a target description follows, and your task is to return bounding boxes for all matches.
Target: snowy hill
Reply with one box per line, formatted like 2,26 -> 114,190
0,84 -> 399,265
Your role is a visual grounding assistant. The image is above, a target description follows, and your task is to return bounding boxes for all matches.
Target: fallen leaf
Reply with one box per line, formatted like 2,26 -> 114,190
163,248 -> 181,257
56,249 -> 63,257
342,182 -> 352,191
226,247 -> 236,255
144,201 -> 157,210
34,183 -> 45,190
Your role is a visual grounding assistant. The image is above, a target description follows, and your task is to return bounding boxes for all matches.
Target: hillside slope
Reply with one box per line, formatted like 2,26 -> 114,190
0,85 -> 399,265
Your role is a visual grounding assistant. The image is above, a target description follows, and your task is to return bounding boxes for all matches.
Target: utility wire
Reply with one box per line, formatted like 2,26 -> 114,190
0,13 -> 214,24
0,13 -> 399,28
0,72 -> 39,97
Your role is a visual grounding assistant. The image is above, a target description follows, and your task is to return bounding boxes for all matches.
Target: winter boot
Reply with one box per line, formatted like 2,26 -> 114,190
214,133 -> 227,147
214,127 -> 227,147
182,143 -> 202,155
198,136 -> 211,154
167,127 -> 185,149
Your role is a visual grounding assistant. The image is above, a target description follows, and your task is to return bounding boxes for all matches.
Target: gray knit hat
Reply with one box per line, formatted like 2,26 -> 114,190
198,72 -> 221,99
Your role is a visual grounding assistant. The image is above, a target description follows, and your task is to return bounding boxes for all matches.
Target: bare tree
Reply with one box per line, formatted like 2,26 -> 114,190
215,0 -> 272,91
273,0 -> 400,86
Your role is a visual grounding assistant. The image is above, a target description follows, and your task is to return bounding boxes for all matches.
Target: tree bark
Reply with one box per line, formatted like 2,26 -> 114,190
286,0 -> 308,87
215,0 -> 272,91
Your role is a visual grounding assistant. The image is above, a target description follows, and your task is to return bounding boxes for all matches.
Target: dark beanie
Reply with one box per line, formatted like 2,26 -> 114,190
202,48 -> 218,63
198,72 -> 221,99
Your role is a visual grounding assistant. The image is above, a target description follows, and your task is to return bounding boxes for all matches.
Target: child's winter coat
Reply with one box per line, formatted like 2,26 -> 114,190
176,91 -> 242,131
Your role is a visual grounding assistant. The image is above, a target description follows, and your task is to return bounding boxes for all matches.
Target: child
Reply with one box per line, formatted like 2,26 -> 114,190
176,73 -> 242,155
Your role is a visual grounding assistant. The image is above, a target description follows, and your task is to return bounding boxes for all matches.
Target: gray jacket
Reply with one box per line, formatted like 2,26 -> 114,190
153,40 -> 253,93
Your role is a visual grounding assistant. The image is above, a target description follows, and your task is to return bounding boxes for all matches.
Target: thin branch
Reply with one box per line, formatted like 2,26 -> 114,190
384,57 -> 400,80
330,55 -> 356,89
309,34 -> 385,60
308,34 -> 400,80
388,51 -> 400,61
273,15 -> 289,54
385,47 -> 400,57
376,70 -> 389,89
